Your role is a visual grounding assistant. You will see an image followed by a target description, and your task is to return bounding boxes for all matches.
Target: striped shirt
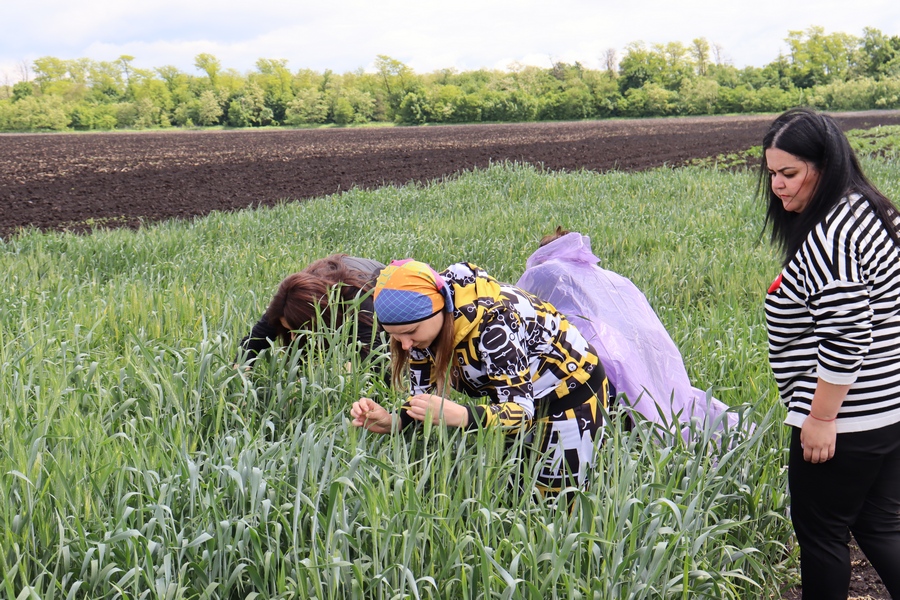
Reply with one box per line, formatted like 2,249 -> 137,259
765,194 -> 900,432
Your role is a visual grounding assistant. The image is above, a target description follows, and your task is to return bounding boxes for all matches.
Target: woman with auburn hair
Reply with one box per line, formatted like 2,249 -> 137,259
237,254 -> 385,365
350,259 -> 610,497
760,108 -> 900,597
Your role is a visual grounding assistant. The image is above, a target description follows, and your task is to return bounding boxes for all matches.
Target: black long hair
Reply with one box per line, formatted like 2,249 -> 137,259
758,107 -> 899,265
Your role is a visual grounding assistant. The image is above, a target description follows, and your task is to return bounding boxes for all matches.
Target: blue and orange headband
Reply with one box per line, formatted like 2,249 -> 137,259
373,259 -> 454,325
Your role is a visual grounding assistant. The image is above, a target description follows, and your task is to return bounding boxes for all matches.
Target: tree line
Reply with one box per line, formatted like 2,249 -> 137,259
1,26 -> 899,132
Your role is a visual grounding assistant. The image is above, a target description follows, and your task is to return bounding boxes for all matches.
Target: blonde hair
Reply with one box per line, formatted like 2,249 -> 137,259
389,311 -> 457,394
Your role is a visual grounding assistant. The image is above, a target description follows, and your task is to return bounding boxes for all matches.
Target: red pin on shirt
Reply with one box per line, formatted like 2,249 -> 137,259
768,273 -> 783,294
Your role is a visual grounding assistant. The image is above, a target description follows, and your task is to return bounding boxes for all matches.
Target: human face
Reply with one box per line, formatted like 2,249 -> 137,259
383,312 -> 445,351
280,317 -> 297,341
765,148 -> 820,213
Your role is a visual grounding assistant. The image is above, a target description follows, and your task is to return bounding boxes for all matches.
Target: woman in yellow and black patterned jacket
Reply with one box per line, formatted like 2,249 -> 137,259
350,259 -> 609,495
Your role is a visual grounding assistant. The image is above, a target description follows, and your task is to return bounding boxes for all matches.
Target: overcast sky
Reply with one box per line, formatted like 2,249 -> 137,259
2,0 -> 899,83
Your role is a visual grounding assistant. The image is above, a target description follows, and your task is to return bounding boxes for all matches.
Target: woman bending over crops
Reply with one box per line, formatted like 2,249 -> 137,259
349,259 -> 609,496
237,254 -> 385,366
517,226 -> 736,434
761,108 -> 900,597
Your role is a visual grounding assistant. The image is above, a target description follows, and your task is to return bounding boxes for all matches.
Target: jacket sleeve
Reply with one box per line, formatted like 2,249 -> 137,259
464,306 -> 535,432
805,213 -> 872,385
237,314 -> 278,362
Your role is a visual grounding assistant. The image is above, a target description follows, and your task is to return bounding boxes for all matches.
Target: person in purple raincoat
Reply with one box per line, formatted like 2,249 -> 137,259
516,227 -> 734,433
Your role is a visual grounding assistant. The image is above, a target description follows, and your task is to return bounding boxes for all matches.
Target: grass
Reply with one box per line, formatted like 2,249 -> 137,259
686,125 -> 900,170
1,144 -> 898,597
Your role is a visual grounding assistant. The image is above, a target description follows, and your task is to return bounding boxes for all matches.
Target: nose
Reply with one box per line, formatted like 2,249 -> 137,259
771,174 -> 785,190
398,335 -> 414,350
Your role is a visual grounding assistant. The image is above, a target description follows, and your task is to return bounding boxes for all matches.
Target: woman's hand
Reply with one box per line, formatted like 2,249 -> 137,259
800,416 -> 837,463
351,398 -> 394,434
800,379 -> 850,463
405,394 -> 469,428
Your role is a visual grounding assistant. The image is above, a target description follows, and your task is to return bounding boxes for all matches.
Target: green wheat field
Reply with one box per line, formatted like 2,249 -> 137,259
2,127 -> 899,598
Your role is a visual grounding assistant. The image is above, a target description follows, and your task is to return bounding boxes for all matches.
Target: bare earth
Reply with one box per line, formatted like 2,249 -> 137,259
3,111 -> 900,237
1,112 -> 898,597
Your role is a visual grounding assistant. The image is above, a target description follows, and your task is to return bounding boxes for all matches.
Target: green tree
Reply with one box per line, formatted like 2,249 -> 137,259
659,42 -> 695,88
32,56 -> 69,93
69,102 -> 117,130
117,55 -> 135,99
859,28 -> 900,79
255,59 -> 291,91
741,85 -> 797,112
226,82 -> 272,126
1,95 -> 69,130
31,57 -> 90,102
172,100 -> 198,127
11,81 -> 35,102
619,82 -> 677,116
342,87 -> 375,123
88,60 -> 126,101
807,77 -> 875,110
331,96 -> 354,124
129,68 -> 173,127
583,71 -> 621,117
194,53 -> 221,87
538,80 -> 594,120
397,91 -> 430,124
618,42 -> 669,91
253,58 -> 293,123
68,58 -> 92,84
750,54 -> 795,90
872,78 -> 900,108
284,88 -> 328,124
155,65 -> 194,124
691,38 -> 712,77
427,84 -> 465,122
375,55 -> 417,117
785,26 -> 859,87
678,77 -> 720,114
197,90 -> 223,126
707,63 -> 741,88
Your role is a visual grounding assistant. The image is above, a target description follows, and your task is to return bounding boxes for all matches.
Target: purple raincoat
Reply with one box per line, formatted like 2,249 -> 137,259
516,232 -> 736,431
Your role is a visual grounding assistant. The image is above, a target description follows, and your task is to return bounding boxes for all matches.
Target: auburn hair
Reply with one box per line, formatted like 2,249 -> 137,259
539,225 -> 572,247
264,254 -> 374,346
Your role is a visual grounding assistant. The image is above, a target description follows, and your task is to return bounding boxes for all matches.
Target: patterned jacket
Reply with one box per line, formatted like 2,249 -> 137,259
400,262 -> 604,431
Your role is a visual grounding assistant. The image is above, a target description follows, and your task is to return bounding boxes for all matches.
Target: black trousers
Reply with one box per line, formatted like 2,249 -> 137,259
788,420 -> 900,599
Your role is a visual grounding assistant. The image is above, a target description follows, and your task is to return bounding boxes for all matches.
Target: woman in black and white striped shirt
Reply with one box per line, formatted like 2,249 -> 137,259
762,108 -> 900,598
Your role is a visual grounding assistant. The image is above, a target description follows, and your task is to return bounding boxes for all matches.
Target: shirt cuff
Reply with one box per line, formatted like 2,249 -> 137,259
464,405 -> 483,430
817,365 -> 859,386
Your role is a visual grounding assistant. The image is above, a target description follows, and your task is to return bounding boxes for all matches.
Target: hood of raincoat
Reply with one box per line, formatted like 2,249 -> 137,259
526,232 -> 598,270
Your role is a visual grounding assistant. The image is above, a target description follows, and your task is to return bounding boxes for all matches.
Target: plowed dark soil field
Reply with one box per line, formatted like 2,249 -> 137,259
3,111 -> 900,238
